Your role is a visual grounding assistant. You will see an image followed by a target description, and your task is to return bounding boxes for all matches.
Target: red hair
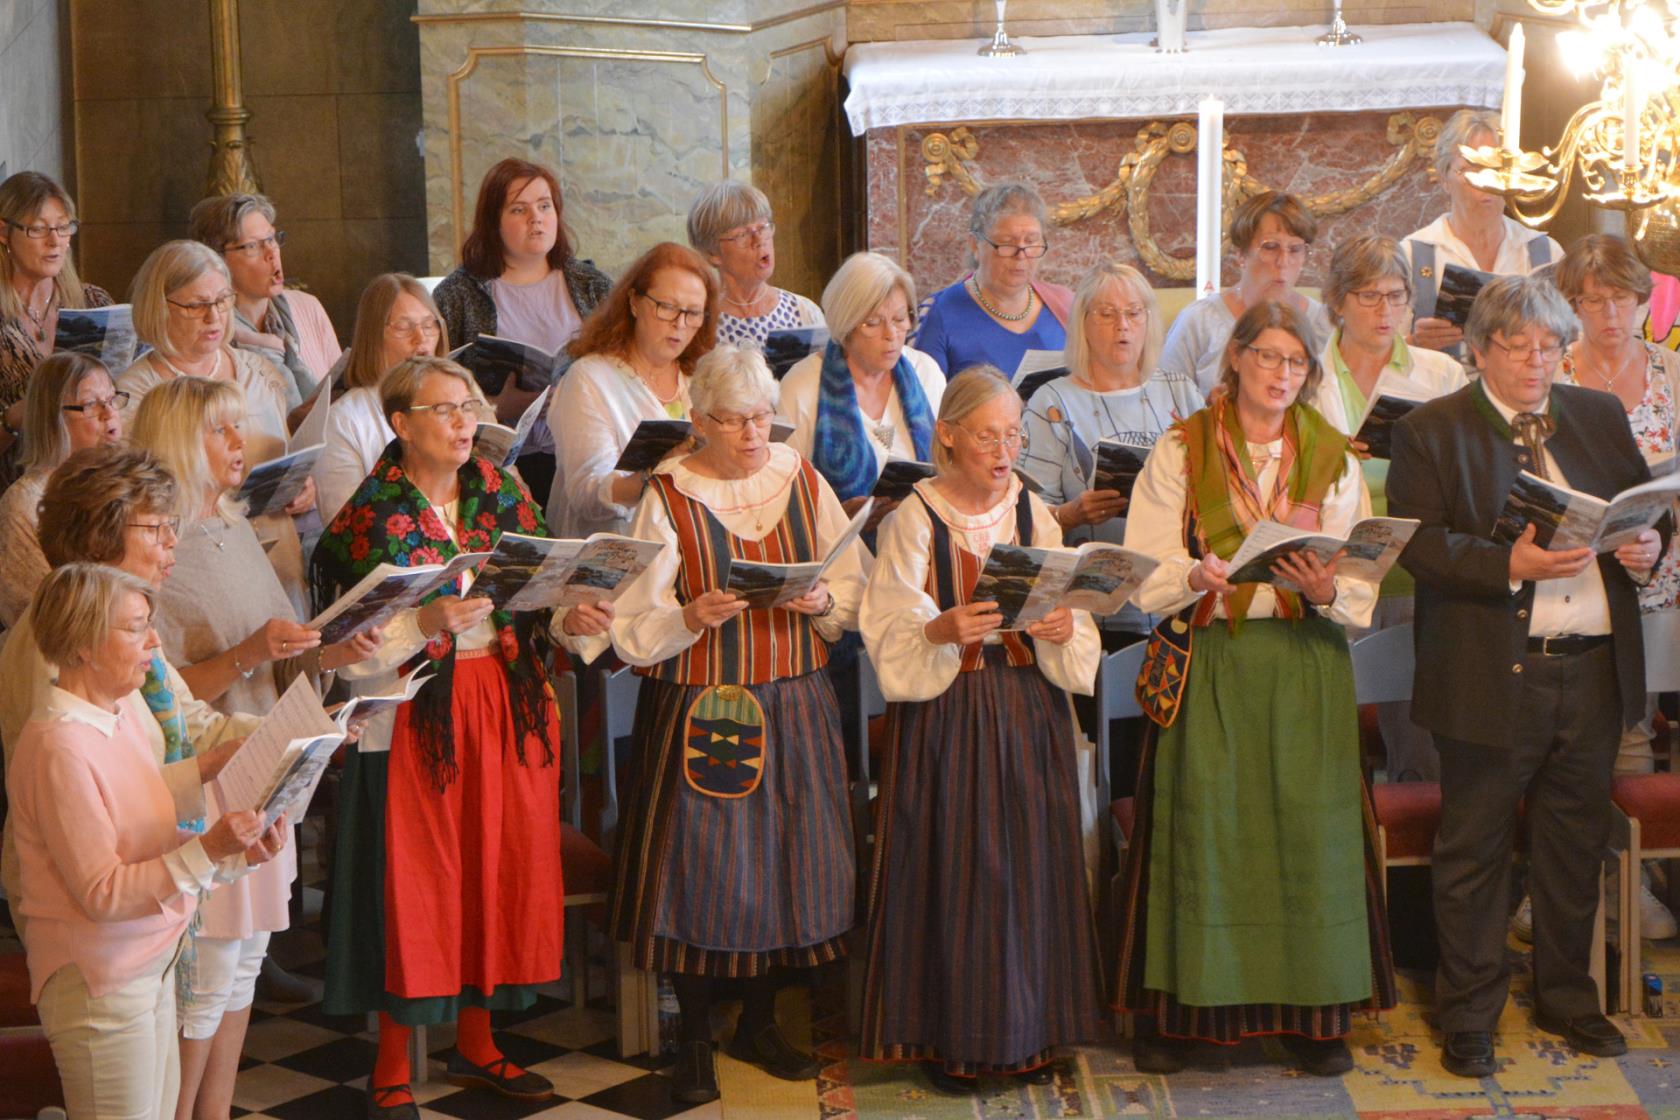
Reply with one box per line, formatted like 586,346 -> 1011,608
567,242 -> 718,375
460,158 -> 574,278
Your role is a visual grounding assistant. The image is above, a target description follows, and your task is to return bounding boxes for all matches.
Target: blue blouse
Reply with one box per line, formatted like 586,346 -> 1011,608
912,281 -> 1067,377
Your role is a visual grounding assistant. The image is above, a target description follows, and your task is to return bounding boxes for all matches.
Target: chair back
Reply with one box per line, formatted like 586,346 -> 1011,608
557,670 -> 583,830
1350,624 -> 1415,705
598,664 -> 642,839
1093,641 -> 1148,796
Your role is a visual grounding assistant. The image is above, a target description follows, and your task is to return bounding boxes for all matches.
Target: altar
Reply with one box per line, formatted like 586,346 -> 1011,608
845,21 -> 1507,297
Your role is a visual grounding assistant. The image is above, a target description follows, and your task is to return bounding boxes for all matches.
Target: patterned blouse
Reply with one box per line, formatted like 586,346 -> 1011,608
716,288 -> 823,348
0,283 -> 114,410
1561,342 -> 1680,611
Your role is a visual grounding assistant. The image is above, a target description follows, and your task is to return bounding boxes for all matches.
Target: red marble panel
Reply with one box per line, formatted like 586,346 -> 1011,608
868,110 -> 1463,297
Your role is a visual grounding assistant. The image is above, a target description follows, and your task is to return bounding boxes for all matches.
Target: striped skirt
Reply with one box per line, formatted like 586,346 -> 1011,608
859,651 -> 1104,1074
609,671 -> 853,977
1113,617 -> 1398,1042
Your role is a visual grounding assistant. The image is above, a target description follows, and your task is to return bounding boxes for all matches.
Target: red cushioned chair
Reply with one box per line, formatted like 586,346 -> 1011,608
0,951 -> 64,1118
1610,773 -> 1680,1015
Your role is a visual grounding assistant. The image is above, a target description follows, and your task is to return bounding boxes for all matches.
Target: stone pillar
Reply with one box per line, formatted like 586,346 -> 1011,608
415,0 -> 846,301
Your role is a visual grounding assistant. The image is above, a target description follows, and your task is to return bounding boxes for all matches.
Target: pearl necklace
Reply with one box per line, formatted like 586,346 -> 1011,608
968,277 -> 1035,322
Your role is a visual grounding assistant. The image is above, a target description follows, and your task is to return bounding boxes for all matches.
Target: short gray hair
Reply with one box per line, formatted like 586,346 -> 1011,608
26,561 -> 155,670
1465,274 -> 1579,357
689,344 -> 778,417
1324,235 -> 1412,330
968,181 -> 1049,242
129,240 -> 231,357
187,193 -> 277,253
686,181 -> 772,258
822,251 -> 918,346
1435,109 -> 1501,182
1064,261 -> 1162,381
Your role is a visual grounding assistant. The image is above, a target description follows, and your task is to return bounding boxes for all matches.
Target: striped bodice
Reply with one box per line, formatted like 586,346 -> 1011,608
641,463 -> 831,685
919,487 -> 1036,672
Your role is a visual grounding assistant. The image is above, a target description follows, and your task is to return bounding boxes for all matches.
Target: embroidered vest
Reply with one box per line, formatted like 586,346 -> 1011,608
921,487 -> 1036,671
641,462 -> 831,685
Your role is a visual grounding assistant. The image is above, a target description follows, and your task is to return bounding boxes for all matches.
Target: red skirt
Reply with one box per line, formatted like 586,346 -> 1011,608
383,650 -> 564,1000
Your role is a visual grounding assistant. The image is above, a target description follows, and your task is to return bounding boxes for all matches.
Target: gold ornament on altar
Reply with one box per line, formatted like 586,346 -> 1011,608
1459,1 -> 1680,269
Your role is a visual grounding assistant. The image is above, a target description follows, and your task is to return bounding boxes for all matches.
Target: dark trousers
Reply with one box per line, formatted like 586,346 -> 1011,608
1431,643 -> 1620,1031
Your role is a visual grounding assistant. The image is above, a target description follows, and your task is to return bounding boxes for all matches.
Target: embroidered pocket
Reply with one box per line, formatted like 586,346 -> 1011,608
683,684 -> 767,798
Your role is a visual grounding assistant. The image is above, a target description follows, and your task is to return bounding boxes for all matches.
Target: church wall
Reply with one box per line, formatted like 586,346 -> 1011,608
0,0 -> 66,185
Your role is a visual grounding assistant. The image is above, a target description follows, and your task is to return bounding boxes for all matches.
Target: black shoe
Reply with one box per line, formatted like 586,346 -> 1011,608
924,1063 -> 977,1095
1281,1035 -> 1354,1077
1533,1011 -> 1628,1057
1014,1062 -> 1058,1085
672,1040 -> 721,1104
725,1021 -> 822,1080
1132,1033 -> 1192,1074
442,1050 -> 555,1100
1440,1031 -> 1497,1078
366,1084 -> 419,1120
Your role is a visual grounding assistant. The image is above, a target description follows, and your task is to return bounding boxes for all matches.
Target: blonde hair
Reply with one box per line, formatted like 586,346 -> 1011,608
21,352 -> 114,473
821,251 -> 918,347
0,172 -> 94,326
1214,302 -> 1325,403
130,376 -> 249,520
1324,235 -> 1413,330
129,240 -> 232,360
686,181 -> 772,258
379,355 -> 484,425
26,561 -> 155,670
1064,262 -> 1163,380
690,344 -> 778,417
933,365 -> 1018,472
342,273 -> 448,392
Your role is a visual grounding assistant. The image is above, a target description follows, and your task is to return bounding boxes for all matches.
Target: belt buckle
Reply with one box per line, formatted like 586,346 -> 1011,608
1540,635 -> 1567,657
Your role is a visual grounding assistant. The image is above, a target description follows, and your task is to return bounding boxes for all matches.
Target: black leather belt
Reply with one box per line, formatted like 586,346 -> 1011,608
1526,634 -> 1612,657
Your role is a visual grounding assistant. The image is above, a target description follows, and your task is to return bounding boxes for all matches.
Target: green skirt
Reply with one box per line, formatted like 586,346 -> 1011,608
1143,615 -> 1372,1008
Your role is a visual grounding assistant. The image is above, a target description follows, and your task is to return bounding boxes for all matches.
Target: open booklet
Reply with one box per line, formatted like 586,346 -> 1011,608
1434,263 -> 1495,329
55,304 -> 149,372
1011,348 -> 1070,404
449,334 -> 569,396
328,663 -> 434,726
472,530 -> 665,613
1350,371 -> 1437,459
723,498 -> 874,609
1088,438 -> 1152,500
971,541 -> 1160,630
1491,469 -> 1680,552
308,551 -> 488,644
612,418 -> 794,474
475,386 -> 550,467
871,459 -> 937,502
235,443 -> 322,519
761,326 -> 830,379
211,674 -> 351,828
1226,517 -> 1420,590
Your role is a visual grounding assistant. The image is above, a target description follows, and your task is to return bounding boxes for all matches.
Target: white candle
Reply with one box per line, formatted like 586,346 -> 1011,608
1625,68 -> 1641,171
1196,96 -> 1225,297
1502,23 -> 1526,154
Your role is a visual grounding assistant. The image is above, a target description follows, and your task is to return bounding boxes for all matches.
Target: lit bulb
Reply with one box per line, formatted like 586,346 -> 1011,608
1557,30 -> 1596,75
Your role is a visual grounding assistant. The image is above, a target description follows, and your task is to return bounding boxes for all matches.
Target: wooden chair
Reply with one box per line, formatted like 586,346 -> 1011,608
1611,774 -> 1680,1016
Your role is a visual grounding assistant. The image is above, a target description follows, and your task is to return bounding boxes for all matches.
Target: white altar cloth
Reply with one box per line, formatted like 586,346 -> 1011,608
843,22 -> 1504,133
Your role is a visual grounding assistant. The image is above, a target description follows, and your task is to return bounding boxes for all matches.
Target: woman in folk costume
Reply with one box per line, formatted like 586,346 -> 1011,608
1118,301 -> 1397,1076
857,367 -> 1103,1095
312,356 -> 590,1118
560,345 -> 867,1104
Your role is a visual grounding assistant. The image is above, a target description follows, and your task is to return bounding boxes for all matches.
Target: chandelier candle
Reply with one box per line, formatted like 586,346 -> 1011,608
1502,23 -> 1525,154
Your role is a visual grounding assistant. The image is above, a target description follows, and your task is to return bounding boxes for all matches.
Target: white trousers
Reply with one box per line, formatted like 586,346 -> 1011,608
35,942 -> 182,1120
178,929 -> 270,1040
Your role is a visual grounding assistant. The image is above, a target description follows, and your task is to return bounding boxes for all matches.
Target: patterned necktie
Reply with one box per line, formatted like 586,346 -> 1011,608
1511,411 -> 1556,481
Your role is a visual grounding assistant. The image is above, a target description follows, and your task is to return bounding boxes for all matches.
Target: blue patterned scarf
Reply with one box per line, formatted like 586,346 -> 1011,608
141,650 -> 205,833
810,340 -> 935,501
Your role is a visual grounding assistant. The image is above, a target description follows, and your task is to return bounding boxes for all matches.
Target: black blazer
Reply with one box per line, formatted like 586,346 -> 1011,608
1388,382 -> 1663,747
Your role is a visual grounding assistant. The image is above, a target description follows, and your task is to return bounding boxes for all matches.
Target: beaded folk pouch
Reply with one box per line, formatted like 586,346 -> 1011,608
683,684 -> 767,798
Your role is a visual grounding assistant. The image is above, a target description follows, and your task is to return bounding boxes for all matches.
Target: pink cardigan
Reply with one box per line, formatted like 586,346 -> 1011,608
8,696 -> 200,1000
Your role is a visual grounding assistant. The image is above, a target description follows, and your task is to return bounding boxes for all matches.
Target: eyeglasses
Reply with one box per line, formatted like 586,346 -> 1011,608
5,219 -> 78,240
386,317 -> 442,339
407,399 -> 494,422
718,221 -> 775,245
955,425 -> 1028,453
63,391 -> 130,416
1349,288 -> 1410,308
127,517 -> 181,543
980,237 -> 1048,259
1486,337 -> 1564,362
224,230 -> 286,258
1574,291 -> 1640,314
706,409 -> 775,433
1089,303 -> 1148,325
110,622 -> 159,639
1244,345 -> 1311,374
636,292 -> 706,327
166,292 -> 235,318
1254,240 -> 1309,261
857,312 -> 913,337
